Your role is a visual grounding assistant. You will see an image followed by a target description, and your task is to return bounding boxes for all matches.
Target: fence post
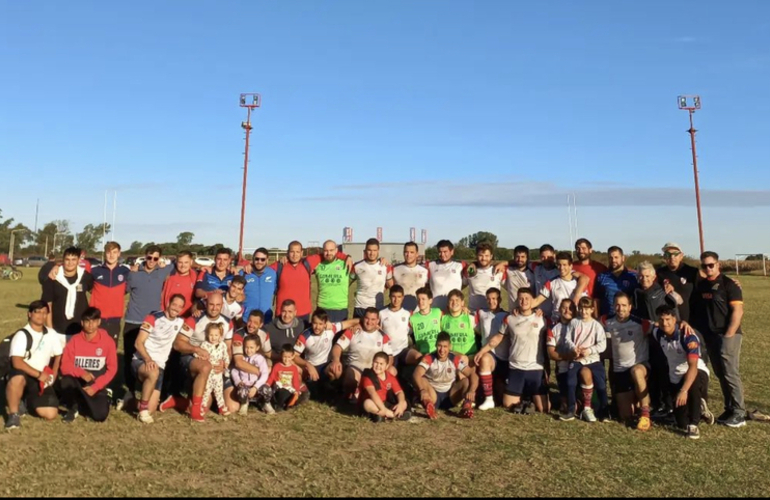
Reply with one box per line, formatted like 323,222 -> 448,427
735,256 -> 740,276
764,254 -> 768,278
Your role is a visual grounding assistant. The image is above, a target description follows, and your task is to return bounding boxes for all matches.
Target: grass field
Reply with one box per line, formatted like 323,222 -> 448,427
1,270 -> 769,497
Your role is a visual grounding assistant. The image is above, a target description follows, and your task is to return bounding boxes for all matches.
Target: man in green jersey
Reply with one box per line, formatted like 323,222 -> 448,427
406,287 -> 443,365
315,240 -> 353,322
441,289 -> 478,356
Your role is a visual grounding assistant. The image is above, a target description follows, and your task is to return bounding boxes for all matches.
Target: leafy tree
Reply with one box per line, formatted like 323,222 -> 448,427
177,232 -> 195,247
76,223 -> 112,253
458,231 -> 499,250
128,241 -> 145,255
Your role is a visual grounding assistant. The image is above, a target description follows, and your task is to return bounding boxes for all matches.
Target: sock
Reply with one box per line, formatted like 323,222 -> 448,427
139,400 -> 149,412
581,385 -> 594,409
480,373 -> 494,398
191,396 -> 203,418
641,406 -> 651,418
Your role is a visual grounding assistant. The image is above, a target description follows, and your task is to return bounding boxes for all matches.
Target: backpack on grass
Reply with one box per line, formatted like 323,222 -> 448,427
0,329 -> 35,381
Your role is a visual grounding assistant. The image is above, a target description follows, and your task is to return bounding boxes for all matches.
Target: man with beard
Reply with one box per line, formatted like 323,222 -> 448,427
594,246 -> 639,317
389,242 -> 429,312
655,242 -> 699,323
240,248 -> 277,324
572,238 -> 608,299
465,242 -> 505,313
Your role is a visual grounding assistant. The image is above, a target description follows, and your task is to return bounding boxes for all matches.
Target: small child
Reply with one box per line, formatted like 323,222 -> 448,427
231,335 -> 273,416
359,352 -> 411,423
266,344 -> 304,412
547,299 -> 578,420
197,323 -> 231,417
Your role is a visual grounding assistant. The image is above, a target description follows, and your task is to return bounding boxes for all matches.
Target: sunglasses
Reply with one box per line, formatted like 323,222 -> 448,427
254,257 -> 267,262
701,263 -> 717,270
145,256 -> 160,262
663,251 -> 682,258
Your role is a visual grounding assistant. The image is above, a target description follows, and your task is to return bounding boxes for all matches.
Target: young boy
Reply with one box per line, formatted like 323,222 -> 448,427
266,344 -> 304,412
440,289 -> 478,357
547,299 -> 577,418
293,309 -> 344,400
359,352 -> 411,422
532,252 -> 588,323
406,287 -> 443,364
413,332 -> 478,420
222,275 -> 246,323
379,285 -> 411,367
474,287 -> 510,411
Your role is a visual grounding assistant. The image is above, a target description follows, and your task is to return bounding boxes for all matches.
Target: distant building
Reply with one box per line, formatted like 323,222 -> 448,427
340,242 -> 426,264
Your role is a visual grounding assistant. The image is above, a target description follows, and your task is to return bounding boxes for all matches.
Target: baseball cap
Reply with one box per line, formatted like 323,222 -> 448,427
662,242 -> 683,253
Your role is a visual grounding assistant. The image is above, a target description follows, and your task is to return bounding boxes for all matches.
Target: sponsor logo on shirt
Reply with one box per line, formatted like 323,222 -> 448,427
96,275 -> 104,281
265,277 -> 272,282
96,348 -> 103,356
681,277 -> 687,284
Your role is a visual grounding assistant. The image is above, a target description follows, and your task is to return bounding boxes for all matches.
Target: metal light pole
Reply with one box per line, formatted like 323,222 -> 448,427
53,232 -> 66,254
678,95 -> 705,255
238,93 -> 261,264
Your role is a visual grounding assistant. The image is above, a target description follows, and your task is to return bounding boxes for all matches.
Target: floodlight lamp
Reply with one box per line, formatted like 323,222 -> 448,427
693,96 -> 700,108
240,96 -> 246,105
679,96 -> 687,108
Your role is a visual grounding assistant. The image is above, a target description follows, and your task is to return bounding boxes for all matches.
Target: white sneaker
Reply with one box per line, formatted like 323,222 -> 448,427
238,403 -> 249,416
479,397 -> 495,411
581,407 -> 597,423
138,410 -> 154,424
116,392 -> 133,412
263,403 -> 276,415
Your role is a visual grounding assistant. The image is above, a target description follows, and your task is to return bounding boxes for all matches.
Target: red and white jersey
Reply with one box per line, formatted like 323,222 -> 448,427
475,309 -> 509,360
379,307 -> 411,355
294,323 -> 342,367
540,276 -> 586,322
418,352 -> 466,393
428,260 -> 466,311
221,297 -> 243,321
181,314 -> 234,348
504,266 -> 535,311
336,327 -> 393,371
391,263 -> 429,311
602,315 -> 651,372
546,321 -> 572,374
138,311 -> 185,369
499,313 -> 546,371
466,265 -> 504,312
533,265 -> 559,318
352,260 -> 392,309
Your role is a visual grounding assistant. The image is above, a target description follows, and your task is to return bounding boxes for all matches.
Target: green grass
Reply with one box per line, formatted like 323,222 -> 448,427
1,270 -> 770,497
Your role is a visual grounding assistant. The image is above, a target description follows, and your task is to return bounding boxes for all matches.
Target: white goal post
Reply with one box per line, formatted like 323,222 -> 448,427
734,254 -> 768,277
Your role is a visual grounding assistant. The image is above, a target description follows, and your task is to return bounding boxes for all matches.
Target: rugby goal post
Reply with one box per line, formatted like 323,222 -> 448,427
734,254 -> 768,277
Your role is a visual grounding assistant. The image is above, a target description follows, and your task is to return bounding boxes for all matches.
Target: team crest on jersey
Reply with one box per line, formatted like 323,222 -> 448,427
627,330 -> 634,337
447,367 -> 453,375
622,280 -> 630,288
681,277 -> 687,284
432,320 -> 439,325
96,348 -> 103,356
377,342 -> 382,347
402,317 -> 407,322
378,270 -> 382,275
451,269 -> 457,274
335,266 -> 341,271
118,275 -> 125,282
712,284 -> 720,291
489,276 -> 494,281
459,323 -> 465,329
386,383 -> 392,390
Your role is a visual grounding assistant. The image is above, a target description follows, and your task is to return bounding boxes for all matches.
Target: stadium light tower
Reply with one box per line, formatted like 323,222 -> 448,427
238,93 -> 261,264
678,95 -> 705,255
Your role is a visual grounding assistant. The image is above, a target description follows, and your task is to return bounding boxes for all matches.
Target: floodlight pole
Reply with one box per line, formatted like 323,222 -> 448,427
238,93 -> 261,264
679,96 -> 705,255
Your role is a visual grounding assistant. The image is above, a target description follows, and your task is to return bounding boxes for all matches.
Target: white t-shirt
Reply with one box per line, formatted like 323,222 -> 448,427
136,312 -> 185,369
294,323 -> 342,367
428,260 -> 465,311
9,324 -> 64,372
603,315 -> 651,373
352,260 -> 392,309
567,318 -> 607,366
391,263 -> 429,311
181,314 -> 235,348
336,327 -> 393,371
379,307 -> 411,355
466,265 -> 504,312
533,265 -> 559,318
418,352 -> 466,393
500,313 -> 546,371
546,321 -> 573,374
504,267 -> 535,311
475,309 -> 509,360
221,297 -> 243,321
540,275 -> 586,322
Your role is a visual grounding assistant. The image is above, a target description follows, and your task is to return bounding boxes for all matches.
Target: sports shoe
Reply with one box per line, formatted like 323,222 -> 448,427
5,413 -> 21,430
700,399 -> 715,425
369,414 -> 384,423
159,395 -> 178,413
116,392 -> 133,412
397,410 -> 413,421
717,410 -> 732,424
262,402 -> 276,415
637,416 -> 652,432
137,410 -> 154,424
478,396 -> 495,411
219,408 -> 231,417
686,425 -> 700,440
459,401 -> 474,419
18,401 -> 27,417
238,402 -> 249,416
597,408 -> 611,423
510,403 -> 525,415
652,406 -> 673,421
297,390 -> 311,406
724,412 -> 747,429
106,388 -> 113,402
425,401 -> 438,420
190,411 -> 205,423
581,407 -> 597,423
559,412 -> 576,422
63,407 -> 79,424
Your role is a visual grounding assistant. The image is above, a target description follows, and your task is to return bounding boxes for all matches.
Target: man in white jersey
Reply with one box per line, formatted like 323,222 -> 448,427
500,245 -> 535,311
293,308 -> 346,401
132,294 -> 186,423
221,275 -> 246,322
601,292 -> 653,431
378,285 -> 411,366
427,240 -> 467,311
465,242 -> 505,312
328,308 -> 394,402
351,238 -> 393,319
532,252 -> 588,323
389,242 -> 429,312
473,288 -> 509,410
476,288 -> 548,413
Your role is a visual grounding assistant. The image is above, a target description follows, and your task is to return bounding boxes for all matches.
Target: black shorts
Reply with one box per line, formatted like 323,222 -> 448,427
492,356 -> 510,382
613,365 -> 648,395
506,369 -> 548,397
8,369 -> 59,412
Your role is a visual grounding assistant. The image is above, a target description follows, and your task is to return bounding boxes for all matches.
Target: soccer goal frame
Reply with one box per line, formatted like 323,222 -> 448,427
734,254 -> 768,277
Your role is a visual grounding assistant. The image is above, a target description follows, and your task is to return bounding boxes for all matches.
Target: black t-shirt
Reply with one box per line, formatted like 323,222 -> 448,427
656,263 -> 699,322
42,273 -> 94,335
38,262 -> 56,286
693,274 -> 743,335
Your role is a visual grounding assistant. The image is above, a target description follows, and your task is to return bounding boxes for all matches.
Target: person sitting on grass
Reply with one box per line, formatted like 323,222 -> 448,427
59,307 -> 118,423
4,301 -> 63,430
653,305 -> 714,440
413,332 -> 478,420
266,344 -> 305,412
358,351 -> 411,423
231,335 -> 272,416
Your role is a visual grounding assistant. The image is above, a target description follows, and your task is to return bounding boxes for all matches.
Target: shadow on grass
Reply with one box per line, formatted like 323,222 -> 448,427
15,303 -> 30,310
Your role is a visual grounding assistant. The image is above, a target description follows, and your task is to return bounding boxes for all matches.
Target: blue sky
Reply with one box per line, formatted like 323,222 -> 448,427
2,1 -> 769,257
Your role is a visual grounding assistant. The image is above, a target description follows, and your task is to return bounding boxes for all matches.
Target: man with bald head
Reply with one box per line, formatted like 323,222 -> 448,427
315,240 -> 354,322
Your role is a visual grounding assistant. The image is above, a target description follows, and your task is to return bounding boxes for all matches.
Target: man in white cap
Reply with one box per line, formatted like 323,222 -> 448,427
655,243 -> 699,324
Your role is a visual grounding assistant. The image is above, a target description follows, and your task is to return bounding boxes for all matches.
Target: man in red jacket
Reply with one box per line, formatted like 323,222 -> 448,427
59,307 -> 118,423
161,251 -> 197,316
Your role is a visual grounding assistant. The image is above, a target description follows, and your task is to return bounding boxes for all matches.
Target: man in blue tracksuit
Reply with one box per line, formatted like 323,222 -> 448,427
240,247 -> 277,323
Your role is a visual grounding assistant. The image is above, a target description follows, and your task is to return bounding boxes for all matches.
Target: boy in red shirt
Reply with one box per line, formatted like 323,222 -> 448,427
266,344 -> 304,412
358,352 -> 411,423
59,307 -> 118,423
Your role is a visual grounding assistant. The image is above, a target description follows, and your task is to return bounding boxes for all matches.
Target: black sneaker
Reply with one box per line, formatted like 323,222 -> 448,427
18,401 -> 28,417
724,412 -> 747,429
5,413 -> 21,430
700,399 -> 715,425
597,408 -> 612,423
510,403 -> 525,415
717,410 -> 732,424
369,414 -> 384,423
63,407 -> 79,424
652,406 -> 673,421
397,410 -> 413,421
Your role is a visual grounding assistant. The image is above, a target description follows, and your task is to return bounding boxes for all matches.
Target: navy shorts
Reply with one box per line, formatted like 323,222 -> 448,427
326,309 -> 349,323
180,354 -> 196,375
394,349 -> 411,367
354,308 -> 368,319
435,390 -> 454,410
310,362 -> 330,383
131,358 -> 165,391
506,369 -> 547,397
492,356 -> 510,382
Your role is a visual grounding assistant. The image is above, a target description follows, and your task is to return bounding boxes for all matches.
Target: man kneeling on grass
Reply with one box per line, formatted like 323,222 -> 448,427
413,332 -> 478,419
358,352 -> 411,423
